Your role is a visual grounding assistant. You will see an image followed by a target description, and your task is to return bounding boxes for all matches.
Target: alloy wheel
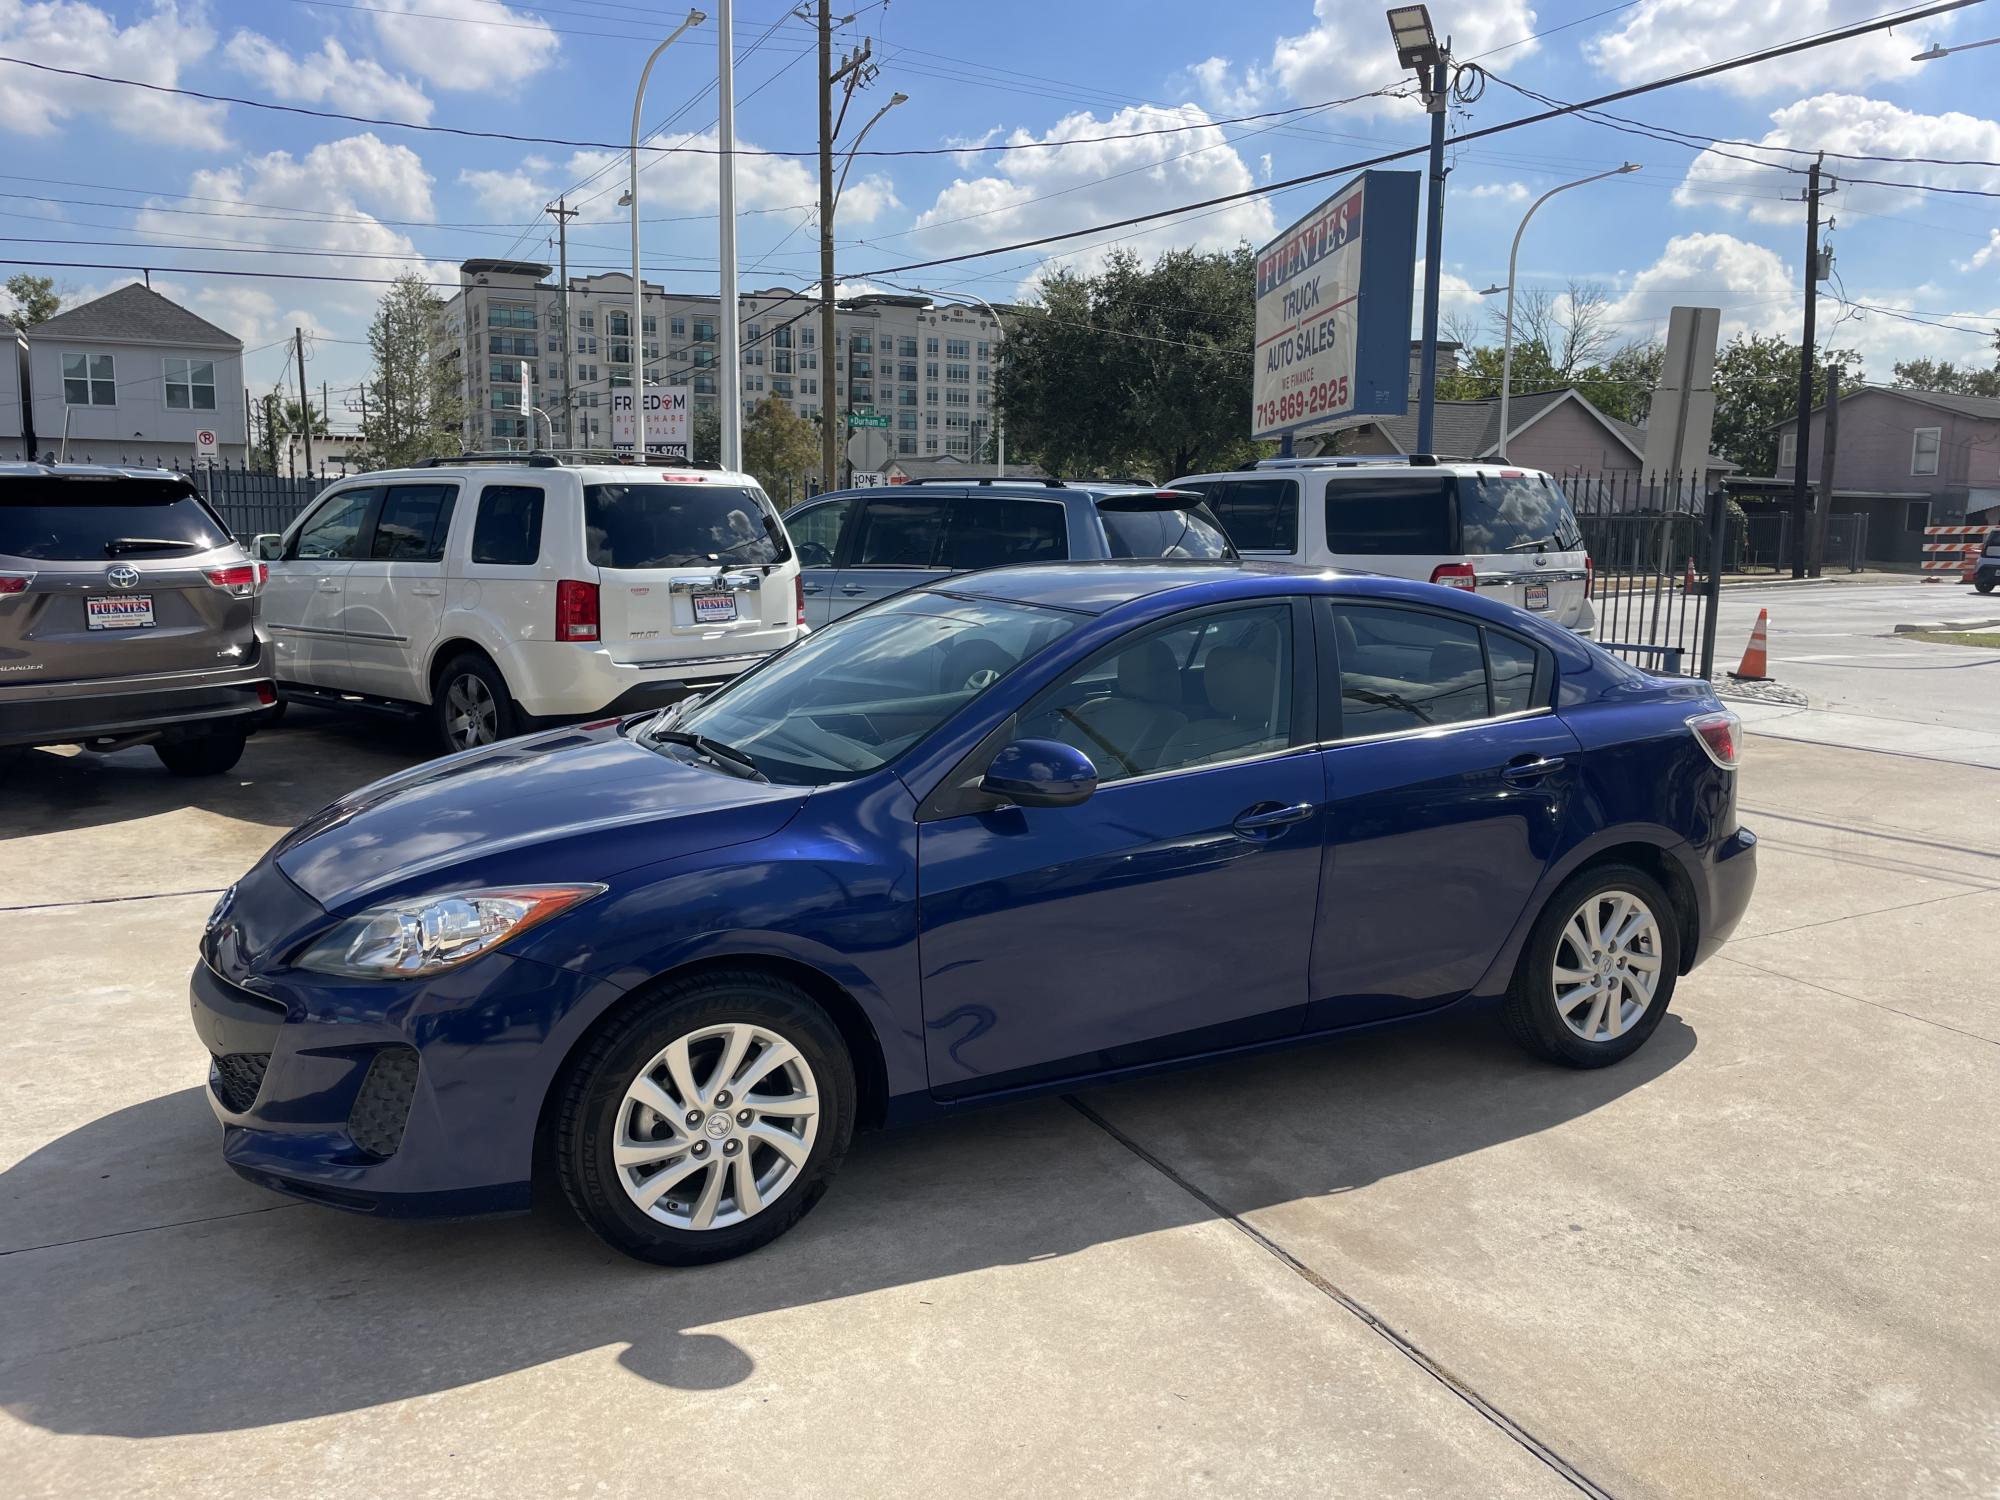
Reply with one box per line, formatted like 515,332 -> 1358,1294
612,1022 -> 820,1231
445,673 -> 498,748
1552,888 -> 1663,1042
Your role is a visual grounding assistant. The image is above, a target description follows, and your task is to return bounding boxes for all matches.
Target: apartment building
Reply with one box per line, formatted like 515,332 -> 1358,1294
435,259 -> 1007,461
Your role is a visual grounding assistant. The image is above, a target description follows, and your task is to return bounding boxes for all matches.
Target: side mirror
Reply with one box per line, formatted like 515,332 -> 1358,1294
253,534 -> 283,561
980,738 -> 1098,809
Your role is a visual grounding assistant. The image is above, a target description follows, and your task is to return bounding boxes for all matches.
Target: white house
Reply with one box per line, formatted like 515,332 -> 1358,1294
0,328 -> 26,458
24,285 -> 247,468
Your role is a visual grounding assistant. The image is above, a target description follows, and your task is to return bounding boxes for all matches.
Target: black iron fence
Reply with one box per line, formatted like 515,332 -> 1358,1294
174,465 -> 325,542
1739,511 -> 1870,573
1558,469 -> 1723,679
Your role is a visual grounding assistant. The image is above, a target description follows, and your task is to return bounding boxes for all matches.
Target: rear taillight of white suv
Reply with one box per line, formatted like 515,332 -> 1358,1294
556,579 -> 600,642
1429,562 -> 1476,590
203,563 -> 262,598
795,575 -> 806,627
1687,709 -> 1741,768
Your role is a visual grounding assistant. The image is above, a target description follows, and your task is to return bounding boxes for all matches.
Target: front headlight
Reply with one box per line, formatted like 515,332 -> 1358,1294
294,884 -> 607,979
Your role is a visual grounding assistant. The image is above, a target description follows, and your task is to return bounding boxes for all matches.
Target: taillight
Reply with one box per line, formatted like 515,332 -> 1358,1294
1429,562 -> 1477,591
0,572 -> 33,595
255,682 -> 277,706
1584,553 -> 1594,596
794,575 -> 806,627
556,579 -> 600,641
203,563 -> 261,598
257,562 -> 269,587
1687,709 -> 1740,768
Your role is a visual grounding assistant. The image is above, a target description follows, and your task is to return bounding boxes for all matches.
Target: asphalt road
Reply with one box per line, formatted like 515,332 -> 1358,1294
1711,577 -> 2000,766
4,704 -> 1999,1498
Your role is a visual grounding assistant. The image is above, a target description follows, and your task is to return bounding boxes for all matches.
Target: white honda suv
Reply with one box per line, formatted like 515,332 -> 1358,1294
257,457 -> 804,751
1171,456 -> 1596,635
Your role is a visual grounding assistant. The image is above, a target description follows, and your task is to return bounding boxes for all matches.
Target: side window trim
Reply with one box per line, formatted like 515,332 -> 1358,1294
1318,597 -> 1555,745
284,487 -> 377,563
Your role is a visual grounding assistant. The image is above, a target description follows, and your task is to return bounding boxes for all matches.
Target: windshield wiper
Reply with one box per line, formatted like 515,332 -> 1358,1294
645,727 -> 769,782
104,537 -> 202,555
1503,531 -> 1561,553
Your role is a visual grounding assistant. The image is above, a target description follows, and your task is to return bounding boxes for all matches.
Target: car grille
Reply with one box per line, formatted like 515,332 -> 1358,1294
347,1047 -> 420,1158
210,1052 -> 270,1113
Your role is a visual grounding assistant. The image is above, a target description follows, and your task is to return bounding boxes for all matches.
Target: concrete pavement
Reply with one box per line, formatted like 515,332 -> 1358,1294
4,710 -> 1998,1497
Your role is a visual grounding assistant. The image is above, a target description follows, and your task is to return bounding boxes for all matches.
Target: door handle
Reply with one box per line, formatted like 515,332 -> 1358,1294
1501,755 -> 1567,784
410,585 -> 442,597
839,584 -> 866,596
800,581 -> 824,595
1231,801 -> 1316,836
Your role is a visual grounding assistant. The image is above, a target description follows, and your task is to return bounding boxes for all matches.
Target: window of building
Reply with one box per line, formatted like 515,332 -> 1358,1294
925,337 -> 938,356
1905,499 -> 1932,532
547,363 -> 561,382
774,351 -> 793,374
63,352 -> 116,406
898,337 -> 917,358
926,389 -> 939,406
1911,427 -> 1941,476
898,435 -> 917,455
978,341 -> 989,360
926,436 -> 939,453
490,303 -> 536,330
670,316 -> 686,338
1778,431 -> 1797,468
607,310 -> 629,337
946,412 -> 969,430
947,363 -> 969,383
926,361 -> 939,380
899,388 -> 917,407
642,315 -> 656,334
925,412 -> 938,429
694,319 -> 716,342
898,411 -> 917,430
946,389 -> 969,407
577,311 -> 595,331
801,328 -> 815,348
694,374 -> 717,396
802,378 -> 817,396
852,334 -> 872,354
946,338 -> 970,358
946,436 -> 971,456
774,326 -> 792,349
772,378 -> 792,398
163,357 -> 216,411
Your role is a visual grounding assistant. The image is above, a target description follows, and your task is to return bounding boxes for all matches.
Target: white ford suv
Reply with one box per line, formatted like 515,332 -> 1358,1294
257,457 -> 803,751
1171,456 -> 1596,635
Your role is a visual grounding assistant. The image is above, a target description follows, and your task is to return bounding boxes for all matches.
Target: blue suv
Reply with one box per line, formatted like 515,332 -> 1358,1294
192,562 -> 1756,1264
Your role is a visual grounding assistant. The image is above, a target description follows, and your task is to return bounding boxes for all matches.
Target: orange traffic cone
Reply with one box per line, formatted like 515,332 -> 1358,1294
1728,608 -> 1771,682
1682,556 -> 1697,595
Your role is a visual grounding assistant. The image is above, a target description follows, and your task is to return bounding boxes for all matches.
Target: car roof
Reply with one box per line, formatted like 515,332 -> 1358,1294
932,559 -> 1320,614
805,480 -> 1194,504
1175,458 -> 1560,482
0,461 -> 196,484
351,461 -> 760,487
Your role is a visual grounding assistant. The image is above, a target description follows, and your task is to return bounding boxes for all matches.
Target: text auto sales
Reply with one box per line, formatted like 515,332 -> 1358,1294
1257,188 -> 1364,382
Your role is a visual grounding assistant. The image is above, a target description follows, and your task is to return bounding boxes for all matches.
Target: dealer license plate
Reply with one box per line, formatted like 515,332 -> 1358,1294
691,592 -> 738,624
87,595 -> 155,630
1523,583 -> 1550,611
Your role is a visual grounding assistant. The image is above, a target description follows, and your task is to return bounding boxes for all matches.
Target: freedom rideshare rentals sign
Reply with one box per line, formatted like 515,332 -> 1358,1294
1251,170 -> 1418,441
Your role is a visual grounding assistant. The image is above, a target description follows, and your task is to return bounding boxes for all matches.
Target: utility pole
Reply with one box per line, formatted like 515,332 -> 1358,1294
718,0 -> 742,471
1789,154 -> 1827,579
1414,47 -> 1449,456
548,197 -> 579,448
294,327 -> 313,478
1809,363 -> 1840,577
814,4 -> 872,492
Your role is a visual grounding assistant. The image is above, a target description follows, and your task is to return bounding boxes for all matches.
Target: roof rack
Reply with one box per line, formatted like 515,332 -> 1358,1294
898,475 -> 1068,488
411,452 -> 562,468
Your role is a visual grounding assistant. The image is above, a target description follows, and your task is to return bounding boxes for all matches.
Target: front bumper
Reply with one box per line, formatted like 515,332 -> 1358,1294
187,946 -> 615,1220
1691,825 -> 1758,968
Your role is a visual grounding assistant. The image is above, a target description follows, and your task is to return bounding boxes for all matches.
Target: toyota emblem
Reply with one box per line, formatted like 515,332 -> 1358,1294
107,564 -> 142,589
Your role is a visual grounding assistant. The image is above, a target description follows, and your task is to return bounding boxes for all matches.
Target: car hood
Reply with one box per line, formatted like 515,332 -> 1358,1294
273,722 -> 809,910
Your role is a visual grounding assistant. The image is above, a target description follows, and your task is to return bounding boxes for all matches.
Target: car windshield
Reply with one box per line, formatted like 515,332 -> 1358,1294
583,482 -> 789,569
662,591 -> 1080,786
1099,502 -> 1237,560
0,477 -> 231,560
1457,473 -> 1583,554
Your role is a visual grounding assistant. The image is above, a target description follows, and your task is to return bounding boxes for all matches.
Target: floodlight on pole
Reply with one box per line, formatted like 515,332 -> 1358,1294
1386,5 -> 1440,69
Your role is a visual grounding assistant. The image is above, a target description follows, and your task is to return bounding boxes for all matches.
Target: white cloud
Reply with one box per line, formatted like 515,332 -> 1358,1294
1823,296 -> 2000,374
907,103 -> 1276,290
1601,232 -> 1794,341
1216,0 -> 1537,116
1462,181 -> 1531,203
364,0 -> 559,91
0,0 -> 226,146
1587,0 -> 1952,94
1677,95 -> 2000,225
1414,258 -> 1487,332
1964,229 -> 2000,272
131,134 -> 450,326
459,166 -> 549,219
222,32 -> 433,123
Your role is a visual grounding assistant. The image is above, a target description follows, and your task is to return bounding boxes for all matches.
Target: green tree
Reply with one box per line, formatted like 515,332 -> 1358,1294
360,273 -> 464,467
1711,333 -> 1864,474
1891,357 -> 2000,399
998,247 -> 1266,481
741,397 -> 819,507
4,273 -> 61,331
691,402 -> 722,466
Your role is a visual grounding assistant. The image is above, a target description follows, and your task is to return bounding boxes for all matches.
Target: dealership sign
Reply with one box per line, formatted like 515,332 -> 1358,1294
610,387 -> 691,460
1251,170 -> 1419,441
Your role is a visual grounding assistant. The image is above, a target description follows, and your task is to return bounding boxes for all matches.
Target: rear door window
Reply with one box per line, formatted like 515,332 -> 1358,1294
1098,502 -> 1235,559
1457,473 -> 1582,554
470,484 -> 545,566
286,488 -> 375,561
1324,477 -> 1453,555
369,483 -> 456,561
940,497 -> 1067,570
1329,604 -> 1489,736
0,477 -> 231,560
1204,478 -> 1299,552
583,482 -> 786,569
850,495 -> 948,568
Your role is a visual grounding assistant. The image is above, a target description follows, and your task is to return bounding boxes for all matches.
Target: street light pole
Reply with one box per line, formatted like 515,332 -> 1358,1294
1386,6 -> 1448,455
628,9 -> 706,460
717,0 -> 741,471
1489,163 -> 1640,460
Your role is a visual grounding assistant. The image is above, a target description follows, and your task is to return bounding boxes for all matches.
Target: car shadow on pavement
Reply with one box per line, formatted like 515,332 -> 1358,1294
0,1008 -> 1695,1438
0,706 -> 428,844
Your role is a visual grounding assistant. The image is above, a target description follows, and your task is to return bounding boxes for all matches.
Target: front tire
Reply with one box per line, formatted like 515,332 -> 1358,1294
555,971 -> 856,1266
1976,577 -> 1995,595
1503,863 -> 1681,1068
433,653 -> 516,754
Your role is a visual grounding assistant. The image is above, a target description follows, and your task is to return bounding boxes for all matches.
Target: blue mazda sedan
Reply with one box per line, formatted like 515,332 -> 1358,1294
192,562 -> 1756,1263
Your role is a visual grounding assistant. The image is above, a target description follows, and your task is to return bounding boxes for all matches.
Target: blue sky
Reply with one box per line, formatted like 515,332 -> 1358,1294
3,0 -> 1996,433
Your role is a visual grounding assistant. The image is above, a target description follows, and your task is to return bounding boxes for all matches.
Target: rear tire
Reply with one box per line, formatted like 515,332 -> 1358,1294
433,653 -> 516,754
154,726 -> 248,777
555,970 -> 856,1266
1503,862 -> 1680,1068
1976,578 -> 1995,595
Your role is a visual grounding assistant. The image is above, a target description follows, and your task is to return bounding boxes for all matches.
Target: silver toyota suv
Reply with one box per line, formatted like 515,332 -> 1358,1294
0,463 -> 275,775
